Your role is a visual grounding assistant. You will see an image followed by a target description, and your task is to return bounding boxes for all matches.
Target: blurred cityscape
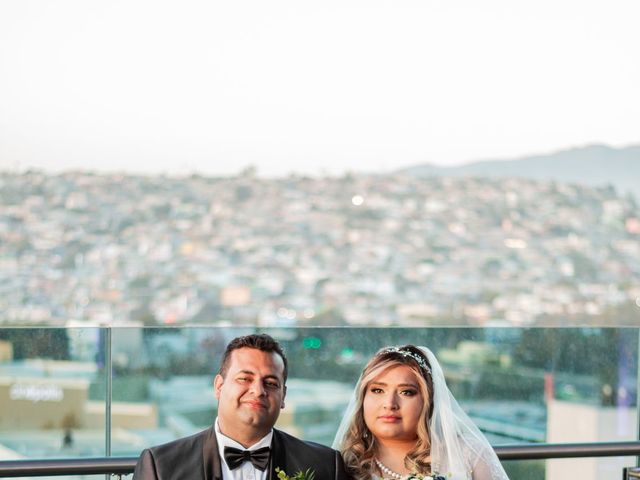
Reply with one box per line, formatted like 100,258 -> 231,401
1,170 -> 639,327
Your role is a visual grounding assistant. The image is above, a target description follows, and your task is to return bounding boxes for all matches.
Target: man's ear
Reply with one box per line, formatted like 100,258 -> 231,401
214,374 -> 224,399
281,385 -> 287,409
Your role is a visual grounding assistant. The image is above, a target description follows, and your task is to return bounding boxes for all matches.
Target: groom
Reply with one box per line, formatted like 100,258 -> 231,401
133,333 -> 348,480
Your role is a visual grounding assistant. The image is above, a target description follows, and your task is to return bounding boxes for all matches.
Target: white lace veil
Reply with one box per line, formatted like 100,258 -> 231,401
332,346 -> 509,480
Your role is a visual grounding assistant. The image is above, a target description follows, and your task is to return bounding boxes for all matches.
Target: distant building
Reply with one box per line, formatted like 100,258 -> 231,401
546,399 -> 637,480
0,360 -> 156,431
0,341 -> 12,362
0,376 -> 88,430
220,286 -> 251,307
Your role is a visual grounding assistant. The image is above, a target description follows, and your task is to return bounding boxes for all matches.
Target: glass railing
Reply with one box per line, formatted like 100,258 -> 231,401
0,326 -> 638,480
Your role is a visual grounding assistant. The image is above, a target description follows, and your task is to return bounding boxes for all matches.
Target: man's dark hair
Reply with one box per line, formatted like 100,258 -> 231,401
218,333 -> 288,382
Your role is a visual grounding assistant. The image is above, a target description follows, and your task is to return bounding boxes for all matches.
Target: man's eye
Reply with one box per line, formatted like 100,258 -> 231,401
237,377 -> 250,382
265,382 -> 280,389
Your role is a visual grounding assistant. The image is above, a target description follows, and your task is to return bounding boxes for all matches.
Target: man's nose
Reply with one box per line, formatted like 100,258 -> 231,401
250,379 -> 266,396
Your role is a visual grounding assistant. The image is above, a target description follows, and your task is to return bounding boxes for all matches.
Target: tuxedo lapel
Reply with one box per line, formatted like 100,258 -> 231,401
268,430 -> 288,480
202,427 -> 223,480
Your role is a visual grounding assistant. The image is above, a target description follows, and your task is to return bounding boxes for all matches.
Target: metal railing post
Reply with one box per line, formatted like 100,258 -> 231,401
105,327 -> 113,479
637,328 -> 640,467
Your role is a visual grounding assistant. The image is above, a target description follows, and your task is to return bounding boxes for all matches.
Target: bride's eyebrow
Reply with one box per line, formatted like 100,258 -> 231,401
397,383 -> 418,388
369,381 -> 418,388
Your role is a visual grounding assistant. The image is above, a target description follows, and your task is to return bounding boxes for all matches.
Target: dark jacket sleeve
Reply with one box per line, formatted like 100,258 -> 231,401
335,449 -> 349,480
271,429 -> 351,480
133,448 -> 160,480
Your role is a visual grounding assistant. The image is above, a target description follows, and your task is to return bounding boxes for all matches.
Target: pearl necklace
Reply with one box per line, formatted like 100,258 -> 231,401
375,458 -> 405,480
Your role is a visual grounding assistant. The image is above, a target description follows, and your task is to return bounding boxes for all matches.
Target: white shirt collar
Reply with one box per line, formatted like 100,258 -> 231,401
214,417 -> 273,480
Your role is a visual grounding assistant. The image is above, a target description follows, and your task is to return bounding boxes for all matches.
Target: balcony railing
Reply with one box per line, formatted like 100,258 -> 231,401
1,442 -> 640,477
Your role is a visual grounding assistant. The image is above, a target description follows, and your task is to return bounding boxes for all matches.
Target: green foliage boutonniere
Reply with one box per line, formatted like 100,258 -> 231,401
275,467 -> 315,480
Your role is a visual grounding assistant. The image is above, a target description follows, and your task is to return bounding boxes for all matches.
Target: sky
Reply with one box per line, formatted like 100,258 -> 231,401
0,0 -> 638,177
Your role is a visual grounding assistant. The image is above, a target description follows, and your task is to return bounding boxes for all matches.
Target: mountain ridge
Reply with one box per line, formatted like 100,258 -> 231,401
399,144 -> 640,200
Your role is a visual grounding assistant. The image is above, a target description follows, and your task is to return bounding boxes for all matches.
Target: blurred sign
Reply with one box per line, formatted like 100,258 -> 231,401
302,337 -> 322,349
9,383 -> 64,403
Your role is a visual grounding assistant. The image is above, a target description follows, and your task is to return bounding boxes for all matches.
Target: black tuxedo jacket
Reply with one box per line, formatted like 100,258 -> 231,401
133,427 -> 349,480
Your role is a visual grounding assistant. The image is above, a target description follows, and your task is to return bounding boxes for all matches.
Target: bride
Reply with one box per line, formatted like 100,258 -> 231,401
333,345 -> 509,480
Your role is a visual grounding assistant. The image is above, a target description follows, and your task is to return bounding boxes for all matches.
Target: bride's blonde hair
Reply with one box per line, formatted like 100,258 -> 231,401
340,345 -> 434,480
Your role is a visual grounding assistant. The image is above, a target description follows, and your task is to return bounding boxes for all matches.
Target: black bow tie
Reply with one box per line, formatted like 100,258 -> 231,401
223,446 -> 271,471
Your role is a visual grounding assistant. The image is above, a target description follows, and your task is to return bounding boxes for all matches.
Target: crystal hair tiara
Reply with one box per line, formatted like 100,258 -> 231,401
378,346 -> 431,374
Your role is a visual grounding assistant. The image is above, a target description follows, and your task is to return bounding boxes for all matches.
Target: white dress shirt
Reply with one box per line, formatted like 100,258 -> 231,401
215,417 -> 273,480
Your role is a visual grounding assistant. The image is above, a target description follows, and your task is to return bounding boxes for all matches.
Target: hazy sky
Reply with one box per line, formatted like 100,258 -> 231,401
1,0 -> 638,177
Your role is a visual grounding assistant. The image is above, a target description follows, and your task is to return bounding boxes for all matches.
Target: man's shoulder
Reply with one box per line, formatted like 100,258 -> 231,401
134,428 -> 214,480
146,428 -> 212,458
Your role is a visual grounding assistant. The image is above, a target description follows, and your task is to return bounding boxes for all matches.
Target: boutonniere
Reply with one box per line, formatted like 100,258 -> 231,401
275,466 -> 315,480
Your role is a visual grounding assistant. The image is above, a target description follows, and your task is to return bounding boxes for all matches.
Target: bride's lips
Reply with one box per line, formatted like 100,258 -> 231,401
378,415 -> 401,422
